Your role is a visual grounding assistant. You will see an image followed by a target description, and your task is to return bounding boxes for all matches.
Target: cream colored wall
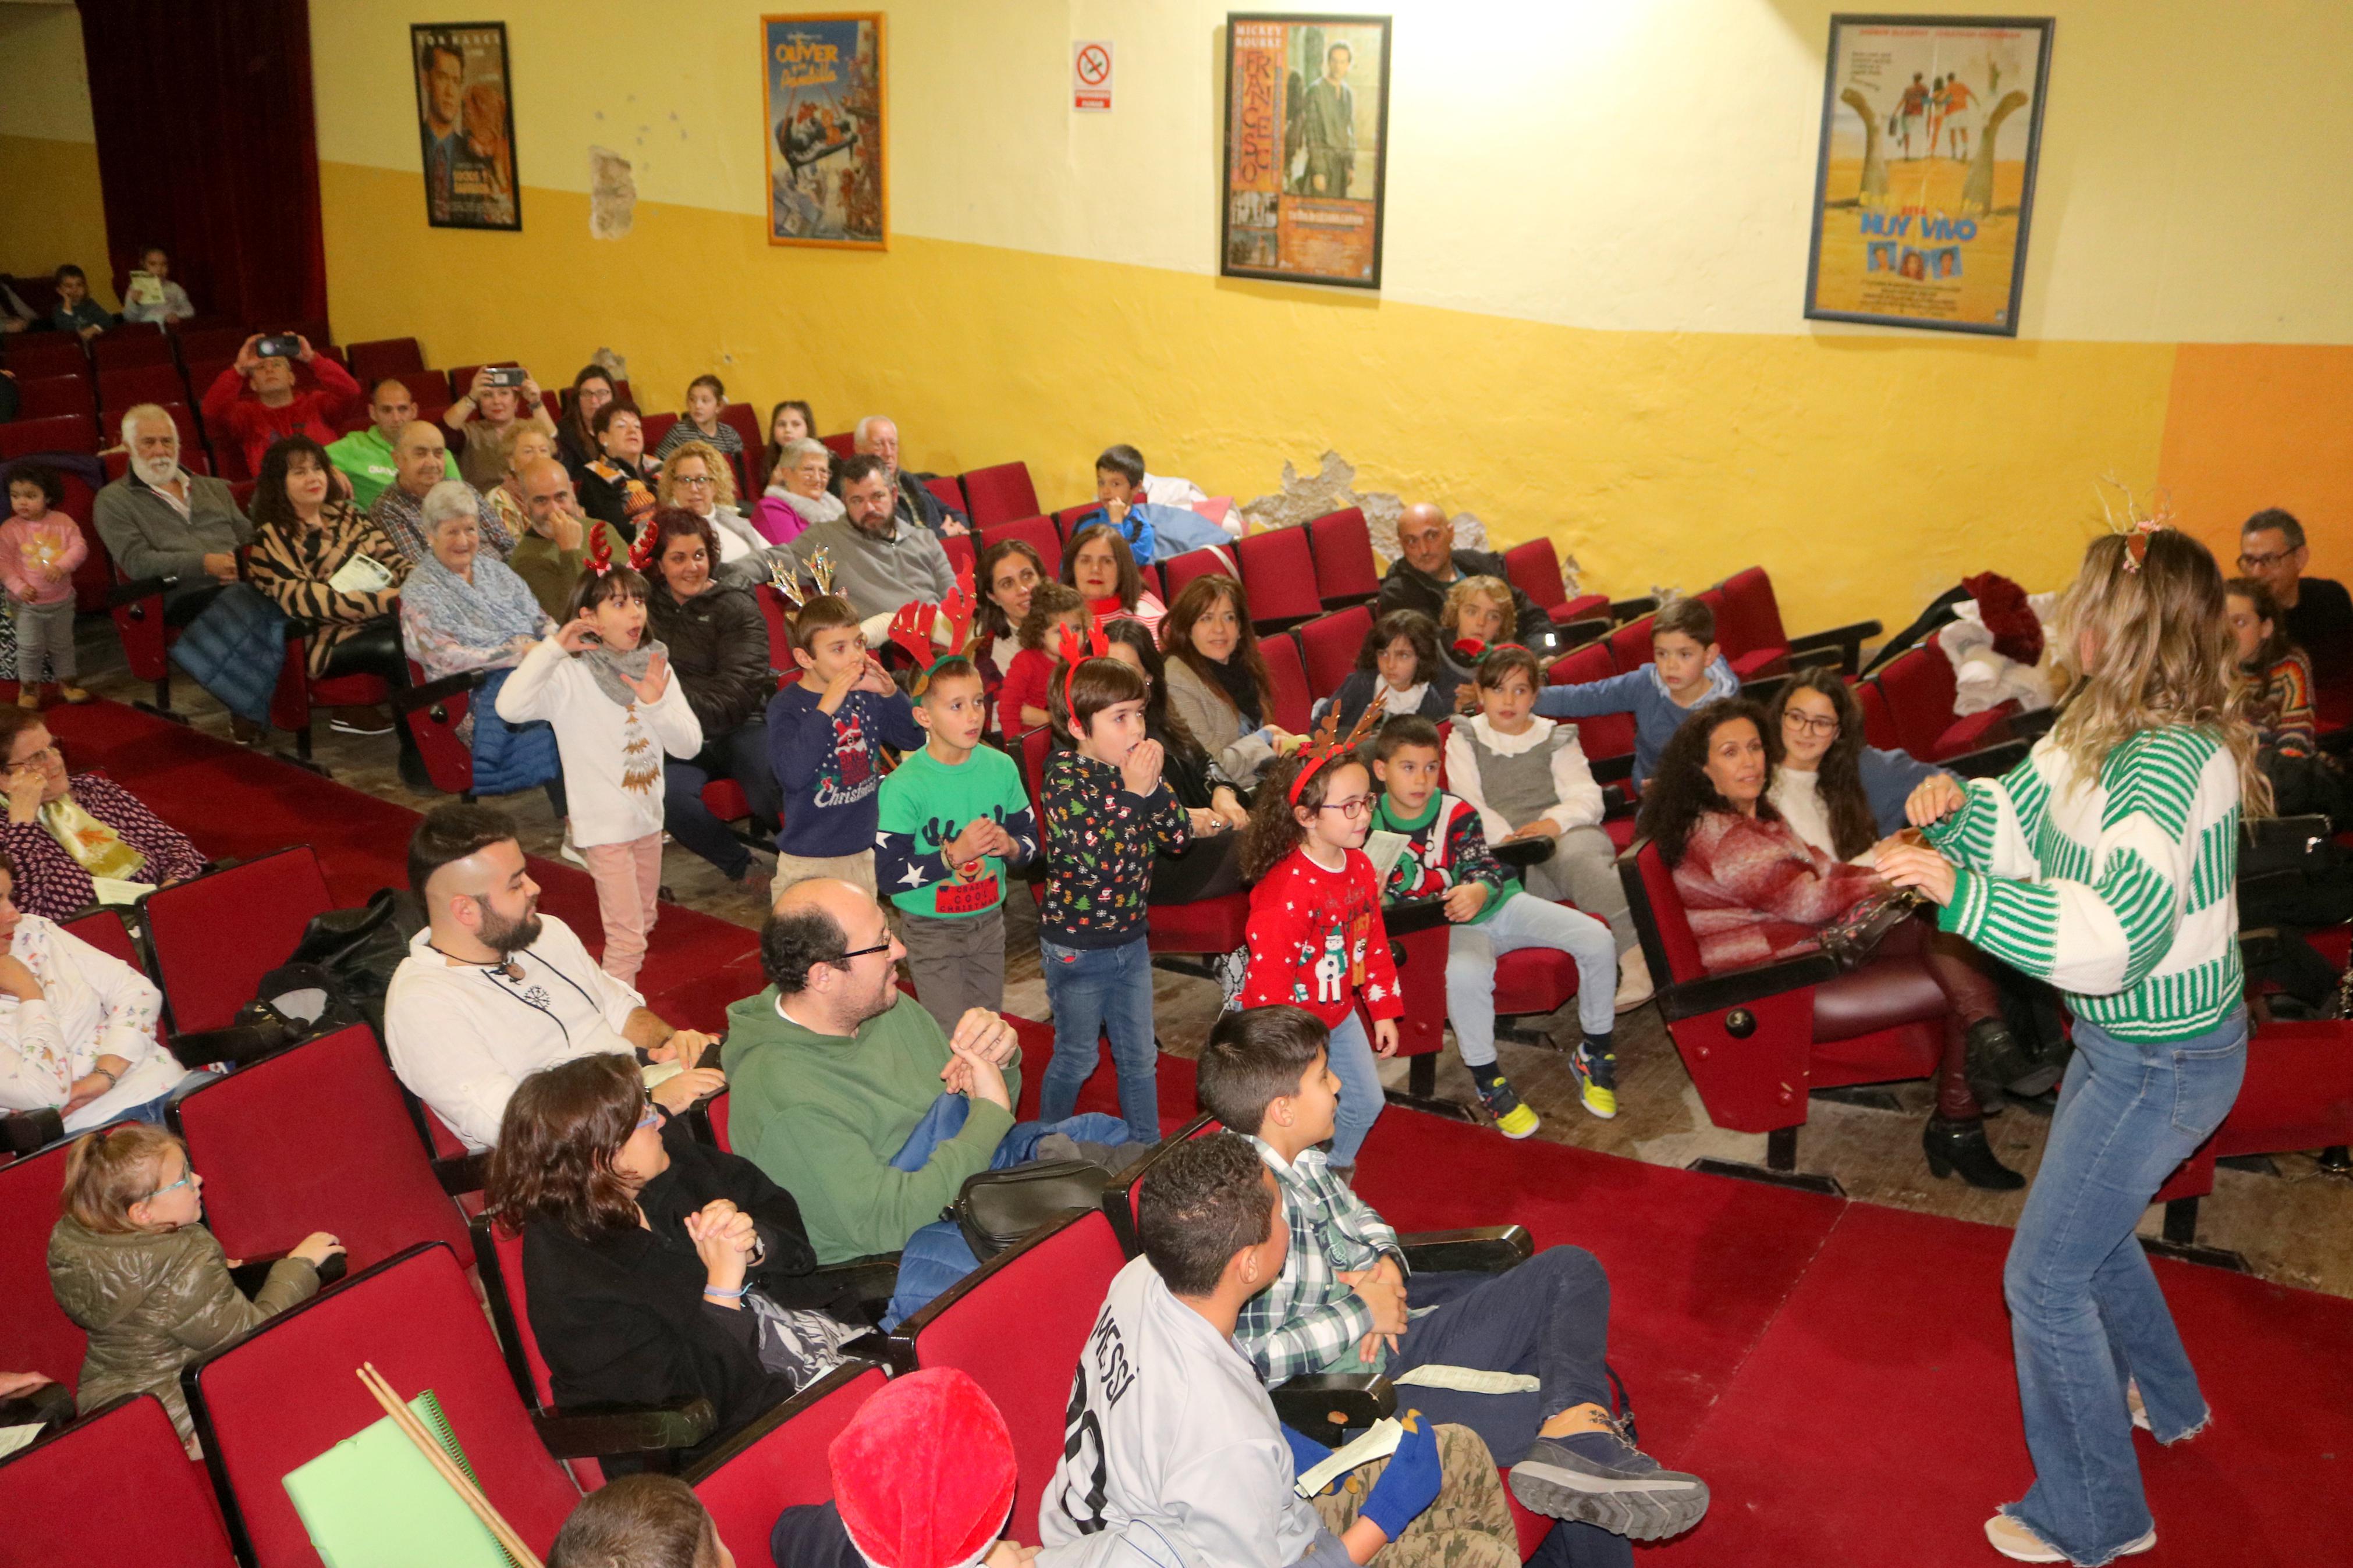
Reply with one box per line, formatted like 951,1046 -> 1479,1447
0,2 -> 109,293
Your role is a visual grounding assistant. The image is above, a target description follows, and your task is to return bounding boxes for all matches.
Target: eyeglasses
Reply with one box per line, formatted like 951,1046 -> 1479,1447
1316,797 -> 1374,820
2237,550 -> 2295,570
829,938 -> 896,969
148,1170 -> 195,1200
1781,712 -> 1840,735
673,474 -> 716,488
9,743 -> 59,769
636,1098 -> 662,1133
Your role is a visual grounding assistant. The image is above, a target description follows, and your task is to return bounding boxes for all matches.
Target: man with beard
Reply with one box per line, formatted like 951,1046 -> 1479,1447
385,803 -> 725,1152
771,453 -> 956,627
92,404 -> 254,630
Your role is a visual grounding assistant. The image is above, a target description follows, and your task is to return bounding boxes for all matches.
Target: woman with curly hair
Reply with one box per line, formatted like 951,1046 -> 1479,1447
488,1054 -> 856,1471
656,440 -> 770,588
1639,697 -> 2021,1191
1879,529 -> 2261,1565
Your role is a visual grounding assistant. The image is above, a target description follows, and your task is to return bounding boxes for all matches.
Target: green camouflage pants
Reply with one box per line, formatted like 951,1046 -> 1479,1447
1309,1420 -> 1519,1568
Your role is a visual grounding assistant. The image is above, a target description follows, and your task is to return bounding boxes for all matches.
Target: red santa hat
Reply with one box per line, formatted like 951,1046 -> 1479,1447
1962,571 -> 2044,667
831,1368 -> 1017,1568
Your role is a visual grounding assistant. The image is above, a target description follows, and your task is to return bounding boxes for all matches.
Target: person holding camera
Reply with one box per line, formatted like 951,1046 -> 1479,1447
199,333 -> 363,482
445,364 -> 555,490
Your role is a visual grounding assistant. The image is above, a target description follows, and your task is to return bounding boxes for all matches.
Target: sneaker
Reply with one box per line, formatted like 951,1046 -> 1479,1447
1508,1418 -> 1709,1541
1983,1512 -> 2153,1562
1475,1074 -> 1541,1139
59,685 -> 92,704
13,688 -> 36,710
1571,1042 -> 1619,1120
1211,944 -> 1248,1014
329,714 -> 395,736
1613,948 -> 1654,1014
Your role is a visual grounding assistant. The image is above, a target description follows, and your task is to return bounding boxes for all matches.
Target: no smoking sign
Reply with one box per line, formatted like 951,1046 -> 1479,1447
1073,40 -> 1113,112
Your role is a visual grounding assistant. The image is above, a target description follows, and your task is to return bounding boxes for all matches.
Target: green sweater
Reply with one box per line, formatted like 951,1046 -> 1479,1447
1925,728 -> 2242,1043
721,987 -> 1023,1263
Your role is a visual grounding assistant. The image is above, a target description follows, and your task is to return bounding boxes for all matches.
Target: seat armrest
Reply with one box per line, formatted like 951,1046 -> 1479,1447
1400,1225 -> 1533,1274
1493,838 -> 1556,870
1609,596 -> 1659,623
432,1150 -> 490,1196
1551,616 -> 1612,650
810,1253 -> 903,1326
2237,926 -> 2283,970
2,1105 -> 64,1157
2007,707 -> 2058,742
1382,896 -> 1452,937
1656,952 -> 1840,1022
105,574 -> 176,608
1591,753 -> 1635,786
0,1379 -> 77,1435
1786,619 -> 1884,677
1269,1374 -> 1396,1447
390,668 -> 488,713
534,1396 -> 718,1460
1944,738 -> 2031,779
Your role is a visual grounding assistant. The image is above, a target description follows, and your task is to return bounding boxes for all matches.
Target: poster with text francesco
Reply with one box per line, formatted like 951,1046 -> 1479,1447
1222,13 -> 1391,289
763,13 -> 886,249
1804,15 -> 2053,335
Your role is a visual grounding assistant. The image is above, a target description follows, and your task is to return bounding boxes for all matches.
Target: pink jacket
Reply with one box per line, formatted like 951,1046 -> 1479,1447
0,514 -> 88,606
1671,808 -> 1884,974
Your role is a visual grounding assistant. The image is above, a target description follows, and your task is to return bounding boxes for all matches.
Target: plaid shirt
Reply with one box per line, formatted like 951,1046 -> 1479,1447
1233,1136 -> 1406,1384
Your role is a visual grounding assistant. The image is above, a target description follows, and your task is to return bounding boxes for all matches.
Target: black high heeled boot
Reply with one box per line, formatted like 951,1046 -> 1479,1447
1923,1116 -> 2025,1190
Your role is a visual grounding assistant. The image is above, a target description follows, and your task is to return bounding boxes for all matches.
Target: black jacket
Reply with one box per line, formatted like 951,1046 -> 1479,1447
648,578 -> 773,739
1377,547 -> 1550,645
1326,667 -> 1460,734
518,1118 -> 833,1465
893,470 -> 967,543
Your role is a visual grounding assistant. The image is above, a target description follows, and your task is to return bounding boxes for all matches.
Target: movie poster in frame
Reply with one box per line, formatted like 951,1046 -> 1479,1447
1220,13 -> 1392,289
762,13 -> 888,249
1804,15 -> 2054,335
411,23 -> 520,232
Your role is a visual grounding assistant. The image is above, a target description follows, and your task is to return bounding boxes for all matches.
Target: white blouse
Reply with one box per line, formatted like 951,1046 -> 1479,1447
0,914 -> 182,1133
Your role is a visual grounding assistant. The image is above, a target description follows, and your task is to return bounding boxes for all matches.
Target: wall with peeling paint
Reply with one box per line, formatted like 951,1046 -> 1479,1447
300,0 -> 2351,631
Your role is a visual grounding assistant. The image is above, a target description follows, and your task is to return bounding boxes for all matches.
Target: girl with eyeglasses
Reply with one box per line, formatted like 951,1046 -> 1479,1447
48,1123 -> 341,1453
1236,737 -> 1400,1178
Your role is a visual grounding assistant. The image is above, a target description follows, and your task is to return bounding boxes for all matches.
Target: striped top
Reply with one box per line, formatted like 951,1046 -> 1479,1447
1925,727 -> 2242,1043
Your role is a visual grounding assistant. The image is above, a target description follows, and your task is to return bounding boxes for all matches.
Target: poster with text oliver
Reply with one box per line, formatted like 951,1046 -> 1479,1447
1804,15 -> 2053,335
1222,13 -> 1391,289
412,23 -> 519,230
764,13 -> 887,249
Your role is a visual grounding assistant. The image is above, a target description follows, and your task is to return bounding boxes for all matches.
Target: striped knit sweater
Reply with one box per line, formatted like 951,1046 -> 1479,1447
1925,727 -> 2242,1043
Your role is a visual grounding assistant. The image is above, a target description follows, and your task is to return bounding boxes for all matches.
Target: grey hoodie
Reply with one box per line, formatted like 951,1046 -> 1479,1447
47,1215 -> 318,1445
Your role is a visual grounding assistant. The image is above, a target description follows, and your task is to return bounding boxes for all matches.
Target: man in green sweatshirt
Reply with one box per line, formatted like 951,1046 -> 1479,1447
725,877 -> 1133,1326
325,376 -> 457,511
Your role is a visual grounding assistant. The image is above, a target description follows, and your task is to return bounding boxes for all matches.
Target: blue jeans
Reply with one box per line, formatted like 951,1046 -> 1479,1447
1447,894 -> 1619,1065
880,1092 -> 1132,1328
2003,1010 -> 2246,1564
1324,1009 -> 1383,1165
1037,935 -> 1160,1144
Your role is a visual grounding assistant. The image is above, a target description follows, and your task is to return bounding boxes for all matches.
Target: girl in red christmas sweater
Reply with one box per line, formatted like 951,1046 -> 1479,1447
1236,712 -> 1399,1173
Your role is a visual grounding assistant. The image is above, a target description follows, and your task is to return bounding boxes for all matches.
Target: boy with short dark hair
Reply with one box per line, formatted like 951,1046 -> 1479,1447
48,265 -> 113,339
1370,717 -> 1617,1133
876,656 -> 1038,1033
1197,1006 -> 1710,1551
1071,442 -> 1234,564
767,594 -> 925,897
1535,596 -> 1737,787
1042,1129 -> 1521,1568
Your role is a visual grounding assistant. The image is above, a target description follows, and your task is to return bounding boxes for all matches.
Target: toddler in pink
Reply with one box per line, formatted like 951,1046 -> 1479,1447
2,464 -> 90,705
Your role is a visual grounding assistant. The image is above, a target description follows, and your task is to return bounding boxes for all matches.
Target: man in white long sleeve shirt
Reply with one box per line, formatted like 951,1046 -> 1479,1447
1039,1133 -> 1514,1568
383,804 -> 724,1151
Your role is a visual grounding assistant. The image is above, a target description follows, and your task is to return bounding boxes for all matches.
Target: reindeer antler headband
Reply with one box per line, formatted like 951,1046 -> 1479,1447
2094,476 -> 2174,574
1052,613 -> 1112,711
1286,702 -> 1385,804
767,549 -> 837,607
587,522 -> 662,579
888,563 -> 982,691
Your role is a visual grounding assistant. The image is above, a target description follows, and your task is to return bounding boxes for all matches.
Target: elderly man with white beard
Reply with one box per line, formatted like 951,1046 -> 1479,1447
93,405 -> 254,626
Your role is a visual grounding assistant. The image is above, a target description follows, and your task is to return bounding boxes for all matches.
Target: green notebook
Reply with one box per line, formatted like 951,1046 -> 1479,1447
281,1389 -> 521,1568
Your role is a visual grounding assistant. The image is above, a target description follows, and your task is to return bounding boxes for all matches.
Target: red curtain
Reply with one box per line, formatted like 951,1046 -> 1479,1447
76,0 -> 329,332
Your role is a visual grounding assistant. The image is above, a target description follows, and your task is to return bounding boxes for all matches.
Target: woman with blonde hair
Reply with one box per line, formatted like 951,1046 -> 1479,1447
656,440 -> 769,588
1880,527 -> 2260,1565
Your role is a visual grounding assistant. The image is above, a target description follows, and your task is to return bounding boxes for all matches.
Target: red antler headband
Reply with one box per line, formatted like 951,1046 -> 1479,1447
1053,613 -> 1111,710
585,526 -> 613,577
1286,702 -> 1385,804
887,565 -> 982,688
627,522 -> 661,575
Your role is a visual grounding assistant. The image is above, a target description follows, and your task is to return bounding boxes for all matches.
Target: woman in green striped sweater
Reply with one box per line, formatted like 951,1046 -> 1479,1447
1879,527 -> 2262,1566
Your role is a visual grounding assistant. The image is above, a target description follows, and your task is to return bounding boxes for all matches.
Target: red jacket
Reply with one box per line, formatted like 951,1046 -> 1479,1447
1240,847 -> 1403,1027
201,358 -> 363,478
1670,809 -> 1884,975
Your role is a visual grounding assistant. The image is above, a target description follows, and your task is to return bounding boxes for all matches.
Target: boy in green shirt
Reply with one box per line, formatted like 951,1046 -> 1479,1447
875,656 -> 1039,1033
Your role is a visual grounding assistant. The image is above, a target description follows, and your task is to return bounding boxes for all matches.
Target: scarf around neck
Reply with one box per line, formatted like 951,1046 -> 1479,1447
583,636 -> 667,707
40,795 -> 148,879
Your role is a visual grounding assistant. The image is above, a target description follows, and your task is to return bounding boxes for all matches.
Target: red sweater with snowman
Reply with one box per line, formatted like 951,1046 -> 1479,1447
1238,847 -> 1403,1029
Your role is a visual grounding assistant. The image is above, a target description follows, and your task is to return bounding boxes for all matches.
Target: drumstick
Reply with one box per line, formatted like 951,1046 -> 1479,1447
356,1363 -> 543,1568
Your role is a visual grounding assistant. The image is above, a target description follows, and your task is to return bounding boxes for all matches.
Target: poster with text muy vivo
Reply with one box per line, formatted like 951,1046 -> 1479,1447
764,12 -> 888,249
1222,13 -> 1392,289
1804,15 -> 2054,335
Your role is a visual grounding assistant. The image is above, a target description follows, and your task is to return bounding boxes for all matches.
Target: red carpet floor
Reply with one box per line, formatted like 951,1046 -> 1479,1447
81,701 -> 2353,1566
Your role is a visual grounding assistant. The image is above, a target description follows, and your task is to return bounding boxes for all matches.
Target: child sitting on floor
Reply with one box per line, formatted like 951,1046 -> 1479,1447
1446,645 -> 1648,1020
1236,710 -> 1399,1178
47,1124 -> 343,1454
1535,596 -> 1736,787
768,593 -> 925,899
1371,716 -> 1620,1129
876,655 -> 1038,1034
495,532 -> 704,985
999,581 -> 1087,734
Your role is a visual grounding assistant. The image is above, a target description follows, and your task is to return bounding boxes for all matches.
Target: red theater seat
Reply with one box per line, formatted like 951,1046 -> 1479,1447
1235,525 -> 1322,631
1867,643 -> 2015,763
0,1393 -> 239,1567
1262,630 -> 1313,733
1159,546 -> 1238,607
345,336 -> 425,384
13,373 -> 92,421
1298,604 -> 1372,700
978,514 -> 1060,567
3,335 -> 88,379
0,412 -> 98,460
97,360 -> 188,413
960,462 -> 1041,529
91,328 -> 176,370
0,1130 -> 100,1385
1308,507 -> 1380,607
141,847 -> 334,1035
922,473 -> 969,519
688,1364 -> 888,1568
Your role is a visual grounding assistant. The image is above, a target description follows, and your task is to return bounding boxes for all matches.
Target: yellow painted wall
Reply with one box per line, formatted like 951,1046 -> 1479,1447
0,3 -> 111,298
299,0 -> 2348,633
